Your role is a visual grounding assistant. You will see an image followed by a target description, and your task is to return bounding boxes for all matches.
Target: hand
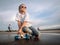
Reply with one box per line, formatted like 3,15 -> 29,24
17,29 -> 22,34
17,31 -> 20,34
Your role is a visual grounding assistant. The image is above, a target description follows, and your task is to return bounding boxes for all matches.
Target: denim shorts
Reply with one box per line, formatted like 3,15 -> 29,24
22,26 -> 39,36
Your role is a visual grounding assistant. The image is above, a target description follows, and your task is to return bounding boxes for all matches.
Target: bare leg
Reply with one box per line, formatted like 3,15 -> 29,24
17,21 -> 25,37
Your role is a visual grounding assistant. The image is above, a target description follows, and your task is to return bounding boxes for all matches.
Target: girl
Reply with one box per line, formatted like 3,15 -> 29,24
15,4 -> 39,39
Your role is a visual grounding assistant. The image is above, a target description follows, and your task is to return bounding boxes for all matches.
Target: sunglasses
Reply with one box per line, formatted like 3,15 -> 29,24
20,6 -> 27,9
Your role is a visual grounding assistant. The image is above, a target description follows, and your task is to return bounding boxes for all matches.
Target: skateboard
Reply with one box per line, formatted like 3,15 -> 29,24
15,28 -> 40,40
15,34 -> 39,40
15,33 -> 31,40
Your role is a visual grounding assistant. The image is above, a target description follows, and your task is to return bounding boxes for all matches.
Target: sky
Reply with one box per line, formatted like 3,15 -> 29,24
0,0 -> 60,30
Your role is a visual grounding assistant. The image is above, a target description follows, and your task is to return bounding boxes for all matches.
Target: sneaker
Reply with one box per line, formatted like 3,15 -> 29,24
20,35 -> 25,38
34,35 -> 39,40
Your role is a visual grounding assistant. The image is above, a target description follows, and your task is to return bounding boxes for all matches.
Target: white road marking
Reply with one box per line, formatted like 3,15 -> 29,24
40,33 -> 60,35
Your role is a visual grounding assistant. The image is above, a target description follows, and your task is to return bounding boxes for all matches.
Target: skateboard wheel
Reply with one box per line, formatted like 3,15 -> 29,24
34,35 -> 39,40
24,34 -> 30,40
15,36 -> 19,40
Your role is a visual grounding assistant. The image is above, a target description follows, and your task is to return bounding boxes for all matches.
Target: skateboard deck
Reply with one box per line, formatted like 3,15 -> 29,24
15,34 -> 39,40
15,29 -> 40,40
15,34 -> 31,40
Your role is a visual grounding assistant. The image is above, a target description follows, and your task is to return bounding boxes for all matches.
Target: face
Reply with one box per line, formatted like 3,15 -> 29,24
19,4 -> 27,12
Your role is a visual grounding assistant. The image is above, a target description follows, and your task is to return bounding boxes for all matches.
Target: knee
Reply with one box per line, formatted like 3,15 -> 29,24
22,26 -> 27,33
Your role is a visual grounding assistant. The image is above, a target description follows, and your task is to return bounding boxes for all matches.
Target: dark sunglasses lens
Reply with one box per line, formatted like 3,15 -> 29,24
21,6 -> 26,8
25,7 -> 26,8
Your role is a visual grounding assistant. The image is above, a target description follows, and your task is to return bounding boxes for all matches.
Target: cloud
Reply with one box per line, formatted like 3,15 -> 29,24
0,0 -> 60,30
27,0 -> 60,29
27,2 -> 52,13
39,24 -> 60,29
0,10 -> 18,30
0,10 -> 17,23
30,8 -> 60,28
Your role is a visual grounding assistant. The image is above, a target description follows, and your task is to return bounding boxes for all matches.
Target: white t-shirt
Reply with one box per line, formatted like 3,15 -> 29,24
15,12 -> 32,27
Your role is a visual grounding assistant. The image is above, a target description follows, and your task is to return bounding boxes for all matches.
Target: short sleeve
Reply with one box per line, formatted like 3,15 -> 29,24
24,13 -> 30,22
15,13 -> 21,21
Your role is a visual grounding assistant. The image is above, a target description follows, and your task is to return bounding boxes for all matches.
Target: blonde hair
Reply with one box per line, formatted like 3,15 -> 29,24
18,4 -> 26,12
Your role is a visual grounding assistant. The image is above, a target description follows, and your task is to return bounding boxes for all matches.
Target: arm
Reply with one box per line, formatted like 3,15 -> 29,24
17,20 -> 28,34
17,20 -> 21,31
19,21 -> 27,31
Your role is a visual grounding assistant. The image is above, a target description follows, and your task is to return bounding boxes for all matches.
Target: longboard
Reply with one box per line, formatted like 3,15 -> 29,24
15,34 -> 40,40
15,29 -> 40,40
15,34 -> 31,40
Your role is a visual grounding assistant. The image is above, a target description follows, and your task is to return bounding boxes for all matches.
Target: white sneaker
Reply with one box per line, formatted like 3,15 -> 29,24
21,35 -> 26,38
